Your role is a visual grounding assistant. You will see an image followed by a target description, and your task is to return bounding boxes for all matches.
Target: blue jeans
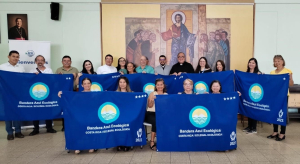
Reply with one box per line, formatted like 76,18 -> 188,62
5,121 -> 21,135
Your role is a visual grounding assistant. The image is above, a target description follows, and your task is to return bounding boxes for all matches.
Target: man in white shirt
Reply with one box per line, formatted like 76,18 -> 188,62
30,55 -> 53,74
0,50 -> 25,140
96,54 -> 117,74
29,55 -> 57,136
0,51 -> 25,73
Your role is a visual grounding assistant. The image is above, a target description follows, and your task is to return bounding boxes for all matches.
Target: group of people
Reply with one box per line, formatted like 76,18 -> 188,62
0,50 -> 293,153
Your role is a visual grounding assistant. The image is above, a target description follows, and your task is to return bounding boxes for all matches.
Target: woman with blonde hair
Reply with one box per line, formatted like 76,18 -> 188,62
267,55 -> 293,141
179,79 -> 197,94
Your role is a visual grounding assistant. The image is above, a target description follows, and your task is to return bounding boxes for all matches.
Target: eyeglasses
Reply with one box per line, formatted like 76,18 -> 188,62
120,60 -> 125,62
178,56 -> 185,59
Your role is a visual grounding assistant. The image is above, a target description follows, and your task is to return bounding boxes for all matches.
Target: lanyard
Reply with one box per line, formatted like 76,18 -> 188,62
36,68 -> 42,74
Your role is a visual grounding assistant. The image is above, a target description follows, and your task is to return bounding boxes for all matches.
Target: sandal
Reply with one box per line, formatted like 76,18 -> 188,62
149,140 -> 156,150
75,150 -> 80,154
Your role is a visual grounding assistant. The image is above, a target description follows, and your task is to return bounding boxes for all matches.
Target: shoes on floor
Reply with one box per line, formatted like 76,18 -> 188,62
15,132 -> 25,138
7,134 -> 14,140
47,129 -> 57,133
29,130 -> 39,136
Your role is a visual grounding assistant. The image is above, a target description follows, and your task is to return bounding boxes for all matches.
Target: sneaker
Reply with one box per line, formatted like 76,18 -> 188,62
243,127 -> 250,132
247,129 -> 257,134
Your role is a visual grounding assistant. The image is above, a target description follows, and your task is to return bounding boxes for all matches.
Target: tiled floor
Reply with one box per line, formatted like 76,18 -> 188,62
1,120 -> 300,164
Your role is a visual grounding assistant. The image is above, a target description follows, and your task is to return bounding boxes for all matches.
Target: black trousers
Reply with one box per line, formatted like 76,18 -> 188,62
248,117 -> 257,130
33,120 -> 53,131
273,96 -> 288,134
62,118 -> 64,129
273,124 -> 286,134
144,112 -> 156,132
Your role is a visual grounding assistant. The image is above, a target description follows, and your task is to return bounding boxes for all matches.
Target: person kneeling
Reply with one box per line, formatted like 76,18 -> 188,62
58,77 -> 96,154
116,76 -> 133,151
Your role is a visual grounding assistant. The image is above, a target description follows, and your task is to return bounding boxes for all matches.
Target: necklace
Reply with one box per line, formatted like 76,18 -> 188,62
16,27 -> 23,39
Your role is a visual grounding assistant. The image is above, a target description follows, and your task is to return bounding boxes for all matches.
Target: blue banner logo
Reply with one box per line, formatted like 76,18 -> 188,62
98,102 -> 120,124
143,83 -> 155,95
91,82 -> 103,92
249,83 -> 264,102
29,82 -> 49,100
230,131 -> 236,141
25,50 -> 35,57
194,81 -> 209,94
230,131 -> 237,146
277,109 -> 284,122
136,128 -> 143,142
189,106 -> 211,128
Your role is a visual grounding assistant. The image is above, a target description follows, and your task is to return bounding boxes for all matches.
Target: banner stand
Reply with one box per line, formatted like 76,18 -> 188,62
9,40 -> 51,130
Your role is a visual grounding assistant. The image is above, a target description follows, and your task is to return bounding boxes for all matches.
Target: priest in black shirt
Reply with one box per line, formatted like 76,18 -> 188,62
169,52 -> 194,75
8,18 -> 28,40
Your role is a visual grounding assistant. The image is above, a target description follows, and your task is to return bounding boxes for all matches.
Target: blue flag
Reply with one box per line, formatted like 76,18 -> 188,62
0,70 -> 73,121
61,91 -> 147,150
155,92 -> 239,151
156,74 -> 186,94
79,73 -> 121,92
235,70 -> 289,126
186,71 -> 234,94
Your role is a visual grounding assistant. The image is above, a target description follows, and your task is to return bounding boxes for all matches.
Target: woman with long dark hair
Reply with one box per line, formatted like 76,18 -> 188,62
75,60 -> 96,86
127,62 -> 136,74
243,58 -> 261,134
215,60 -> 226,72
116,57 -> 128,74
195,57 -> 212,73
246,58 -> 261,74
116,76 -> 132,151
145,78 -> 167,150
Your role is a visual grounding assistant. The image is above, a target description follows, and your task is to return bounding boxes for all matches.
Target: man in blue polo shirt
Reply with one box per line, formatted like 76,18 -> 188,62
136,56 -> 154,74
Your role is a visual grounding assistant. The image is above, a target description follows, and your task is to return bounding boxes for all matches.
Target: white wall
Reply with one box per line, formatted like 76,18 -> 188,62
0,2 -> 101,72
254,0 -> 300,83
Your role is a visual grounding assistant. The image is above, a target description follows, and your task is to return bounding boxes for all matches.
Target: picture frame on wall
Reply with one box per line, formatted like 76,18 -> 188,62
7,14 -> 28,40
